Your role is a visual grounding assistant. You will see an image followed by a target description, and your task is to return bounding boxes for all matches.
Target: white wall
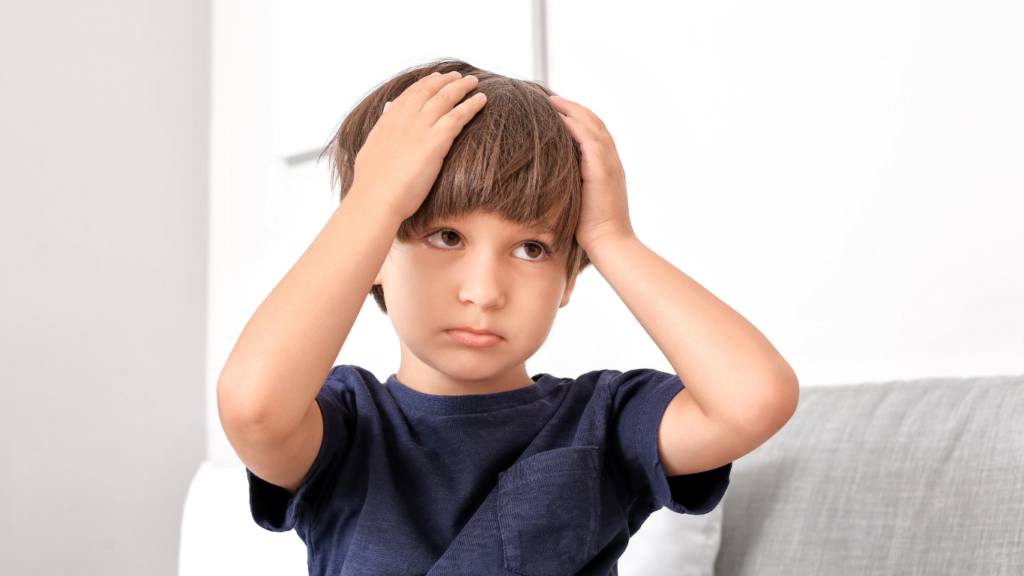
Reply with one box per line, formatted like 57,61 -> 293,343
0,1 -> 209,575
546,0 -> 1024,386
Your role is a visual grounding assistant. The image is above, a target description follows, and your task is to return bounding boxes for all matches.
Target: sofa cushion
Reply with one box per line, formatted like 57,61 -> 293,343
617,505 -> 723,576
715,375 -> 1024,576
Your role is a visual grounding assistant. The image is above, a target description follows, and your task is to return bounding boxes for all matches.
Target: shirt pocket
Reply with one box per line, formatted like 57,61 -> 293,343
497,446 -> 601,576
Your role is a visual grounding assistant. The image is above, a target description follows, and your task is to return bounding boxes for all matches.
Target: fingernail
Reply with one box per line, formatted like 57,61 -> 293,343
430,72 -> 440,77
449,71 -> 461,77
465,75 -> 477,82
383,102 -> 390,112
473,92 -> 486,100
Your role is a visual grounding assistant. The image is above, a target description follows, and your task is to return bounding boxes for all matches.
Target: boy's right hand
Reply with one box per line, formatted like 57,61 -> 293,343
350,71 -> 487,220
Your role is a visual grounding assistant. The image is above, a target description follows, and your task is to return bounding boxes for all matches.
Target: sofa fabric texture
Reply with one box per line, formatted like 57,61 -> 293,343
716,374 -> 1024,576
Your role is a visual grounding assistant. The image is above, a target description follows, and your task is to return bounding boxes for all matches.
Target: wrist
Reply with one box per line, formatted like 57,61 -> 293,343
580,228 -> 638,256
581,231 -> 642,273
342,182 -> 410,226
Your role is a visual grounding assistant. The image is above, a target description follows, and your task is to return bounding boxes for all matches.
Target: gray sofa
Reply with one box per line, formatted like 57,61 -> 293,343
715,374 -> 1024,576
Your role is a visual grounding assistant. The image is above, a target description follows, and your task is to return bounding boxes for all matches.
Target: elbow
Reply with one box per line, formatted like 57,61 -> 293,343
724,367 -> 799,454
217,372 -> 283,445
754,369 -> 800,442
699,367 -> 800,463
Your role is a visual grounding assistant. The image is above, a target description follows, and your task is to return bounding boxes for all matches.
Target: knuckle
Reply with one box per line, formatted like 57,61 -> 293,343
445,108 -> 465,123
431,88 -> 457,105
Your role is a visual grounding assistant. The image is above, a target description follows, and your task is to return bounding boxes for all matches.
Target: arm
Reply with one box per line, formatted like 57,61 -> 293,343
550,96 -> 799,476
217,71 -> 487,492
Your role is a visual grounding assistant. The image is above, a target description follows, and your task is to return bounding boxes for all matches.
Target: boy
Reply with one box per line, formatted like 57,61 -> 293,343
218,60 -> 799,575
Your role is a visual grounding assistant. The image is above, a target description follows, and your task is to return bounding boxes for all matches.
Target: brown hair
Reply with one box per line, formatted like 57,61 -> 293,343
326,59 -> 591,314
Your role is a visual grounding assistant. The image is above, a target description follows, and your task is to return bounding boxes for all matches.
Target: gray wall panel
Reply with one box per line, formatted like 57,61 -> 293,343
0,1 -> 209,574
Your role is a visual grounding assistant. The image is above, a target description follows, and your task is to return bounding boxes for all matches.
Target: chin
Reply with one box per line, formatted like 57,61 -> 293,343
438,357 -> 504,382
427,348 -> 516,382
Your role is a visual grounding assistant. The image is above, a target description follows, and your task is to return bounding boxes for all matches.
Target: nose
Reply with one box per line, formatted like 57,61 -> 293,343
457,247 -> 506,310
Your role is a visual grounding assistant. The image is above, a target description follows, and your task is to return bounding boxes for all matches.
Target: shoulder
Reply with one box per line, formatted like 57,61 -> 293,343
585,368 -> 682,404
552,368 -> 682,421
323,364 -> 385,389
550,368 -> 680,400
318,364 -> 388,406
562,368 -> 674,389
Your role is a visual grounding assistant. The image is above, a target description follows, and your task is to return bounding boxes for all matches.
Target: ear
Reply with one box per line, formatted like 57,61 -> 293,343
558,272 -> 578,308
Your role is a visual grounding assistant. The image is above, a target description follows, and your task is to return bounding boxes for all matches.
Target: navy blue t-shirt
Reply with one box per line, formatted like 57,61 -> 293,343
248,365 -> 731,576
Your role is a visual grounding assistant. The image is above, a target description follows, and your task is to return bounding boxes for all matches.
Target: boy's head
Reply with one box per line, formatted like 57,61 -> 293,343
327,59 -> 592,315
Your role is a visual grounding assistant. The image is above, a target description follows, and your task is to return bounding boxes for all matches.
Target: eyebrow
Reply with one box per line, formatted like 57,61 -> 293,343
427,219 -> 558,237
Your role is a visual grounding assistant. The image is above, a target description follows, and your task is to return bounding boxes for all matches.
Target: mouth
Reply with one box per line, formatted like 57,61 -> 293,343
446,327 -> 502,348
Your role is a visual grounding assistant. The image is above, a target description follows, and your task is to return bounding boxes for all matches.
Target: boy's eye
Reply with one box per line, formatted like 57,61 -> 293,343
425,230 -> 463,249
425,230 -> 549,262
512,242 -> 548,261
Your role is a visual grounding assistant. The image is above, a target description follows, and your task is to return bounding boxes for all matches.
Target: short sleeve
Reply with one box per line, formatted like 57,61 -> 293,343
609,369 -> 732,515
247,381 -> 352,532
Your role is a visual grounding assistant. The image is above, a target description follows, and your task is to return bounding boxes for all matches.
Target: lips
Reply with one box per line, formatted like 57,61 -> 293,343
446,327 -> 501,348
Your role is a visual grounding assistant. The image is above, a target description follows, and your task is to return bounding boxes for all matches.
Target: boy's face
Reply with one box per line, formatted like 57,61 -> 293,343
375,210 -> 576,396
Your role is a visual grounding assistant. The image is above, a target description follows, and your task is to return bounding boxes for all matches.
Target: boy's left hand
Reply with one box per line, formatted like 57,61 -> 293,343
549,96 -> 634,252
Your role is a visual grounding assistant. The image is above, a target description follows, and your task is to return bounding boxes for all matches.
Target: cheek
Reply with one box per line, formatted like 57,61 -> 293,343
383,254 -> 450,335
512,276 -> 566,338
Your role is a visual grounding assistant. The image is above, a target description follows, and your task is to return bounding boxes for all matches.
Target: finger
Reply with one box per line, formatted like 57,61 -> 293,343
420,74 -> 480,122
558,113 -> 601,149
557,111 -> 598,143
388,72 -> 441,111
553,97 -> 619,154
549,95 -> 607,133
404,70 -> 464,114
432,92 -> 487,139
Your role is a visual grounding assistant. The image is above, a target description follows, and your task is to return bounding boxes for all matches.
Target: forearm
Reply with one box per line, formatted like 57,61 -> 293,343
586,233 -> 798,430
218,188 -> 403,439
